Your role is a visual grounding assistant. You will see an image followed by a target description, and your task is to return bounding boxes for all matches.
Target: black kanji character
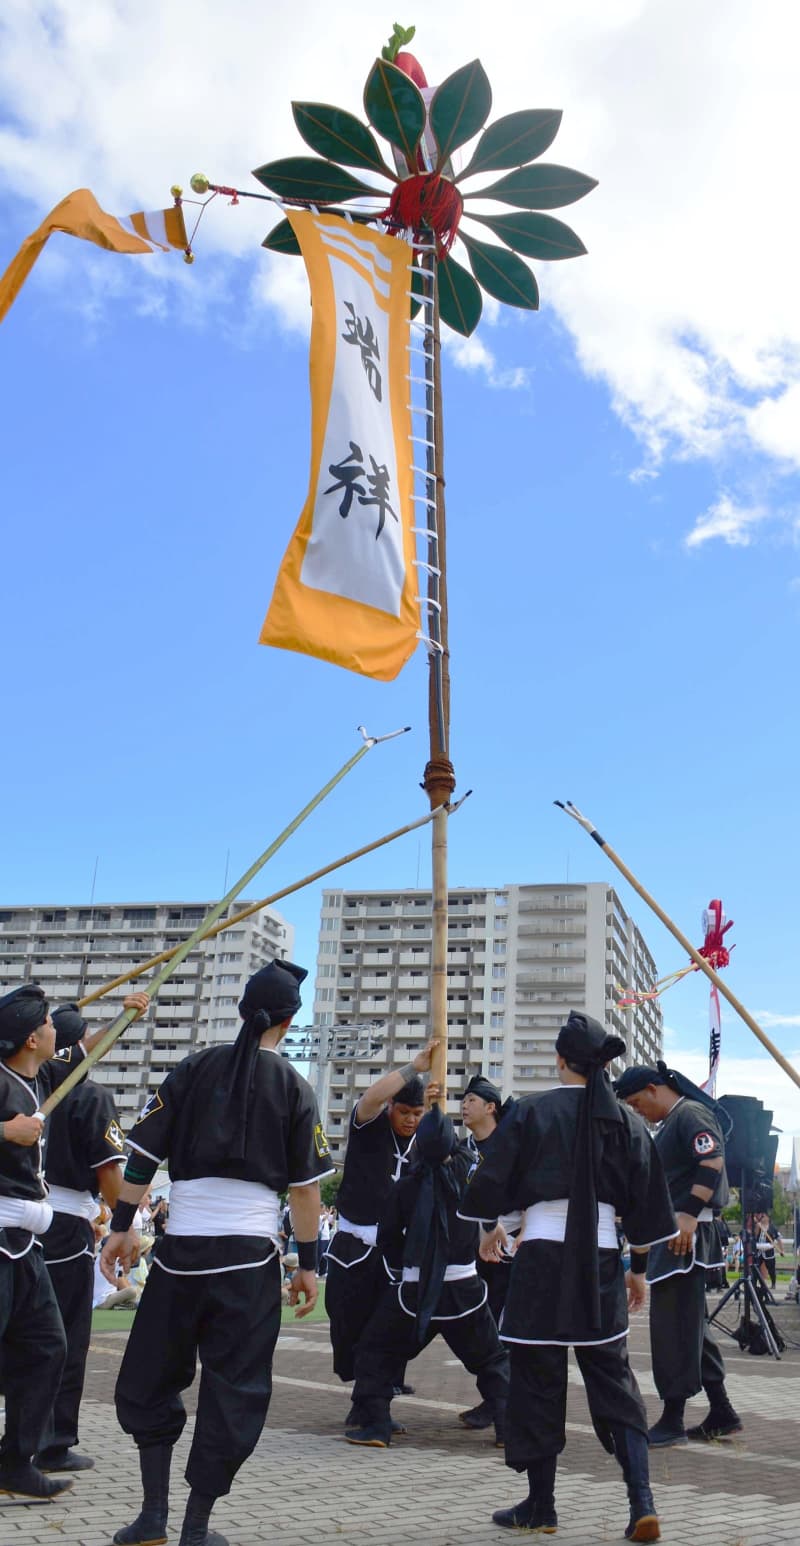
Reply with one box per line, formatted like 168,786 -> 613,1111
358,456 -> 397,539
342,301 -> 382,402
324,441 -> 366,517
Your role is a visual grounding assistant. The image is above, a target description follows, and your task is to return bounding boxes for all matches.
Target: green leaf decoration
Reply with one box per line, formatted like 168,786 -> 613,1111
437,252 -> 483,336
459,232 -> 539,310
429,60 -> 492,167
261,218 -> 302,255
292,102 -> 395,178
471,210 -> 586,261
252,156 -> 373,204
474,162 -> 598,210
458,109 -> 563,178
364,58 -> 426,168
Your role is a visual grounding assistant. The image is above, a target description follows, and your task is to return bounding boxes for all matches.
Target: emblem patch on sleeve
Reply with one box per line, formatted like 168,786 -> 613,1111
105,1119 -> 126,1152
314,1122 -> 331,1158
693,1131 -> 715,1155
138,1091 -> 164,1122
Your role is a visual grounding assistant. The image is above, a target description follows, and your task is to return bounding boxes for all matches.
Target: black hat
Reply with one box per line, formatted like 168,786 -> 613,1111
238,959 -> 307,1031
52,1003 -> 89,1050
463,1073 -> 503,1108
556,1010 -> 625,1070
0,984 -> 49,1056
614,1064 -> 664,1100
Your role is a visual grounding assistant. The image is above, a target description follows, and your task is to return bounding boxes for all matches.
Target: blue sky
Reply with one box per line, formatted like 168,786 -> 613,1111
2,1 -> 799,1150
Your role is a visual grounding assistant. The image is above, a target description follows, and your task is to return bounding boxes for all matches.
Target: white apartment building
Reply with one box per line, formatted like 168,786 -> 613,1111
0,901 -> 293,1126
311,883 -> 662,1162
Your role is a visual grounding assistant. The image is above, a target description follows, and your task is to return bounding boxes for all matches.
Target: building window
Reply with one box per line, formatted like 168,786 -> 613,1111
492,964 -> 506,978
493,940 -> 507,955
490,1012 -> 504,1028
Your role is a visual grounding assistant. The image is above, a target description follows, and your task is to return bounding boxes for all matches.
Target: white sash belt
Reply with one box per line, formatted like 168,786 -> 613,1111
167,1178 -> 280,1241
0,1197 -> 54,1235
402,1261 -> 477,1283
336,1214 -> 378,1248
46,1184 -> 97,1222
521,1199 -> 618,1250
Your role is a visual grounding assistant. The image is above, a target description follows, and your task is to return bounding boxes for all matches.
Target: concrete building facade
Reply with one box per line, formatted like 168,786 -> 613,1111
0,901 -> 293,1126
311,882 -> 662,1163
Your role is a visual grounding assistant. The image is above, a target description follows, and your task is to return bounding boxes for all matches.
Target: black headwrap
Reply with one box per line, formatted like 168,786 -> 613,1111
52,1003 -> 88,1050
555,1010 -> 626,1338
463,1074 -> 503,1109
614,1060 -> 733,1139
391,1075 -> 425,1107
190,959 -> 307,1166
0,984 -> 49,1057
402,1106 -> 460,1340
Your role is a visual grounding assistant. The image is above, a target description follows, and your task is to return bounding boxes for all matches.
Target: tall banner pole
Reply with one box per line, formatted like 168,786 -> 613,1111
556,800 -> 800,1094
420,247 -> 454,1107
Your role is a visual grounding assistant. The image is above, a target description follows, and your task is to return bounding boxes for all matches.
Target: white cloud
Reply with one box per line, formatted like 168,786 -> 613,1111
756,1011 -> 800,1031
2,1 -> 800,467
684,494 -> 769,550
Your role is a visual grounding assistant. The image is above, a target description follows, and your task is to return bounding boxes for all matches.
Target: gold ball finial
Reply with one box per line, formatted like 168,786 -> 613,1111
190,173 -> 210,195
170,184 -> 183,198
183,251 -> 195,265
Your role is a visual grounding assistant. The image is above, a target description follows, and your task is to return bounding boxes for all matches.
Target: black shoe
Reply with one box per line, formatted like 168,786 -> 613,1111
114,1518 -> 169,1545
0,1459 -> 74,1499
686,1409 -> 743,1441
459,1399 -> 495,1429
625,1493 -> 660,1542
344,1425 -> 390,1448
492,1499 -> 558,1532
344,1404 -> 365,1429
390,1419 -> 407,1436
647,1416 -> 687,1447
392,1383 -> 415,1395
36,1447 -> 95,1472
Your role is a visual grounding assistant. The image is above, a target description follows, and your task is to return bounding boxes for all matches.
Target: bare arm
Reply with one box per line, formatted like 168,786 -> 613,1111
99,1176 -> 148,1282
355,1037 -> 439,1124
97,1161 -> 124,1209
82,992 -> 150,1056
669,1155 -> 724,1256
286,1181 -> 321,1319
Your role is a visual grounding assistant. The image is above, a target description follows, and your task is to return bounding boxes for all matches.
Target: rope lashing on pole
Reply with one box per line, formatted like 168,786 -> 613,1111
37,728 -> 409,1117
77,790 -> 472,1007
554,799 -> 800,1094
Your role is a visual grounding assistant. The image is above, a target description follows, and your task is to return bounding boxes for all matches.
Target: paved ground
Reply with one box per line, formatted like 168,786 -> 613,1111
3,1291 -> 800,1546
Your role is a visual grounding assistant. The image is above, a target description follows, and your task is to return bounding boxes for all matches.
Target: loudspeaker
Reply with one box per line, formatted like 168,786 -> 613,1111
718,1094 -> 777,1179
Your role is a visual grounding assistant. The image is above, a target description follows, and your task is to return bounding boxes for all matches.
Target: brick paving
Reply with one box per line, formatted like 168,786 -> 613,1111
3,1295 -> 800,1546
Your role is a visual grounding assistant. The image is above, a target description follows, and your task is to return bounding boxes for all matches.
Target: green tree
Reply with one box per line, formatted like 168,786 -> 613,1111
321,1173 -> 342,1208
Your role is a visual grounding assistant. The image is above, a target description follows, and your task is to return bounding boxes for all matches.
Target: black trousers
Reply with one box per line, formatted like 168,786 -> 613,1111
325,1241 -> 399,1383
353,1287 -> 509,1441
43,1251 -> 94,1452
0,1248 -> 66,1464
505,1336 -> 647,1471
650,1267 -> 726,1401
477,1256 -> 511,1327
115,1255 -> 281,1498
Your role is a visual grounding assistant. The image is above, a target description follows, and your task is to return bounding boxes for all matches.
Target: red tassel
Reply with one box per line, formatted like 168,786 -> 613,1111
383,173 -> 463,253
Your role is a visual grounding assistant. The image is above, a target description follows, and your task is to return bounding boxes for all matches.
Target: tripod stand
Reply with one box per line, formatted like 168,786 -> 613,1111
708,1176 -> 784,1359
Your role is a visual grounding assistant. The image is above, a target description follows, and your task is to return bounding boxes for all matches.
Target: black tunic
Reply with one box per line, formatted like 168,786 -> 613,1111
646,1096 -> 728,1283
42,1051 -> 125,1264
126,1045 -> 333,1272
379,1140 -> 486,1322
461,1086 -> 676,1345
334,1104 -> 416,1228
0,1054 -> 77,1260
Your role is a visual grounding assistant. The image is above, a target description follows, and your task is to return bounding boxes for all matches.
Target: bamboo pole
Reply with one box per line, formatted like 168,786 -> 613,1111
38,733 -> 398,1116
419,250 -> 455,1107
556,799 -> 800,1094
77,797 -> 468,1007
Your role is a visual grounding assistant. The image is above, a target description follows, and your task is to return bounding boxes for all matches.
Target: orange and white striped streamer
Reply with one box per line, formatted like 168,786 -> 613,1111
0,188 -> 188,324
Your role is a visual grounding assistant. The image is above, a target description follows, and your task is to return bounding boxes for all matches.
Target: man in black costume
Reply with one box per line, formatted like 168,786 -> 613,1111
345,1104 -> 509,1450
325,1039 -> 435,1419
616,1061 -> 742,1446
38,997 -> 146,1474
462,1011 -> 676,1543
102,960 -> 333,1546
458,1073 -> 516,1432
